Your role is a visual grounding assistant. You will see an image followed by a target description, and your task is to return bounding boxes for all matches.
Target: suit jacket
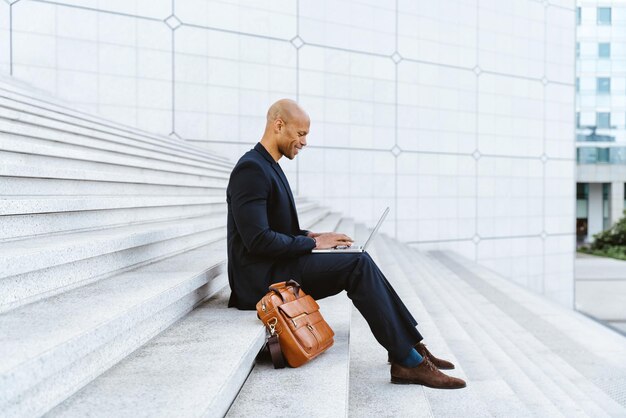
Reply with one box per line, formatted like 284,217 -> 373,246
226,142 -> 316,310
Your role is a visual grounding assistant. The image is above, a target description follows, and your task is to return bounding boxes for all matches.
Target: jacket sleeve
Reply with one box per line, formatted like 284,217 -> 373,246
229,161 -> 316,258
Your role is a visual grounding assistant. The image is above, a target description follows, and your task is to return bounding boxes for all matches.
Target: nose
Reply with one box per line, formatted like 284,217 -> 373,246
301,136 -> 307,147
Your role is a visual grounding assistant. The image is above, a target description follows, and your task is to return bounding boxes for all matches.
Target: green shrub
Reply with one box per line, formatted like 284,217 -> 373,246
591,209 -> 626,251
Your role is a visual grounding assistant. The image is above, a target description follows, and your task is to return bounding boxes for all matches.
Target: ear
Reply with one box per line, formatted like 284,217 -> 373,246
273,118 -> 284,132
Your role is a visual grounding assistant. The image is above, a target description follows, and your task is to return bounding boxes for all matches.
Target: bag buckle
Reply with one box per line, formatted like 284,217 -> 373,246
267,317 -> 278,336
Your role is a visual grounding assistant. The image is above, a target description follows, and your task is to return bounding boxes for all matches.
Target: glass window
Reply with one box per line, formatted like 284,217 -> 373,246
597,112 -> 611,128
577,7 -> 581,25
576,77 -> 580,92
576,42 -> 580,58
598,148 -> 610,163
577,112 -> 581,127
598,42 -> 610,58
603,183 -> 610,230
597,7 -> 611,25
597,77 -> 610,94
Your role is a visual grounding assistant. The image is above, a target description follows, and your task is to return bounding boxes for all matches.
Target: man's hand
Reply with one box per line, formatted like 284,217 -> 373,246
311,232 -> 354,249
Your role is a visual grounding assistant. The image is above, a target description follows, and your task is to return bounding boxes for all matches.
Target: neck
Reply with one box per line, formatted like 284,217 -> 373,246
259,137 -> 281,162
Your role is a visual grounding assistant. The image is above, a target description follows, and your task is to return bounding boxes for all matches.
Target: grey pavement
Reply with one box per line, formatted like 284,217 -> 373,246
575,252 -> 626,335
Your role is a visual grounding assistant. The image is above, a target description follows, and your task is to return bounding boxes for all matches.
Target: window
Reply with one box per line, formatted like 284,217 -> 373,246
577,112 -> 581,127
576,77 -> 580,92
603,183 -> 610,230
576,42 -> 580,58
597,7 -> 611,25
597,112 -> 611,129
597,77 -> 610,94
577,7 -> 581,25
598,42 -> 610,58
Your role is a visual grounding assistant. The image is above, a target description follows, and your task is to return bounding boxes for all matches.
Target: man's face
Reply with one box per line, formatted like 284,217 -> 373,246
276,115 -> 310,160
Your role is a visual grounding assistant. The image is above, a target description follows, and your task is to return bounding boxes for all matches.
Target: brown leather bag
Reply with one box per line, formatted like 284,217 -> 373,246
256,280 -> 334,368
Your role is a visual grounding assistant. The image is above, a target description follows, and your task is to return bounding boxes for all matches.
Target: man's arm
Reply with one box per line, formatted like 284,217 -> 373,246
230,161 -> 316,258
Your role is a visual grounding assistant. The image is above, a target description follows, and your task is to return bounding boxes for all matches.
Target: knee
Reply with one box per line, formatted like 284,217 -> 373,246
350,252 -> 381,283
360,251 -> 377,268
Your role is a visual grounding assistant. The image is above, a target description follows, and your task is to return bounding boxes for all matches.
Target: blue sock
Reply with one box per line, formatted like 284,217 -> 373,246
399,348 -> 424,368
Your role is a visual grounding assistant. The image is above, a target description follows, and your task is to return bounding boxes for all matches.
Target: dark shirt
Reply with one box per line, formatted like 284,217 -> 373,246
226,142 -> 315,309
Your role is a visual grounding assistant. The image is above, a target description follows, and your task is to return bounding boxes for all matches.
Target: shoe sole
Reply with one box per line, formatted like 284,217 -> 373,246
390,377 -> 467,389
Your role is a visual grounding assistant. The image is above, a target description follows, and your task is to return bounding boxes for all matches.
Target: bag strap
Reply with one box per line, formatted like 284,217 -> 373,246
266,333 -> 285,369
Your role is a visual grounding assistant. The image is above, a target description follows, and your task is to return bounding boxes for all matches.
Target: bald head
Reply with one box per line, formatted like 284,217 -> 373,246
266,98 -> 309,127
260,99 -> 310,161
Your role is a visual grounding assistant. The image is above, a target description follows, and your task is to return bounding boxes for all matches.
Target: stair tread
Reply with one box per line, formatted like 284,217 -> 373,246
45,287 -> 265,418
347,233 -> 507,418
0,195 -> 226,216
434,250 -> 626,358
0,242 -> 226,401
426,250 -> 626,414
1,153 -> 229,188
403,246 -> 618,416
44,211 -> 340,417
0,213 -> 227,278
0,130 -> 233,178
226,213 -> 350,417
395,242 -> 586,417
0,83 -> 231,165
227,294 -> 352,418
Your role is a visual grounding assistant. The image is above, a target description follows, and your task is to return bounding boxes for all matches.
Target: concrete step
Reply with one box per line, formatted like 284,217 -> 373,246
0,241 -> 228,418
45,287 -> 263,418
389,238 -> 568,417
0,82 -> 231,166
1,151 -> 229,189
1,204 -> 326,310
387,242 -> 532,418
425,251 -> 626,416
44,212 -> 339,418
347,231 -> 432,418
0,195 -> 226,217
347,232 -> 496,418
0,176 -> 226,197
227,212 -> 350,417
432,251 -> 626,366
0,110 -> 233,171
298,206 -> 332,231
1,201 -> 227,241
0,127 -> 233,179
0,213 -> 227,279
406,247 -> 616,417
1,227 -> 226,314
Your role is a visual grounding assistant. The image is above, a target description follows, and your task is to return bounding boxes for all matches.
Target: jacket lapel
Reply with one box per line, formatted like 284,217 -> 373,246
273,164 -> 298,217
254,143 -> 300,221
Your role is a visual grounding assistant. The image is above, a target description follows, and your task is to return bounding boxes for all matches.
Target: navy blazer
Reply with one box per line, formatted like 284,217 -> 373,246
226,142 -> 316,310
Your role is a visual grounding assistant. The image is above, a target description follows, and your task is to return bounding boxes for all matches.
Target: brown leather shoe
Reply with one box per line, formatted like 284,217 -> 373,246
387,342 -> 455,370
390,356 -> 466,389
415,342 -> 455,370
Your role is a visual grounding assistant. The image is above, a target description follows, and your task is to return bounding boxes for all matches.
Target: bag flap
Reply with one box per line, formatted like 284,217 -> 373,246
278,295 -> 319,318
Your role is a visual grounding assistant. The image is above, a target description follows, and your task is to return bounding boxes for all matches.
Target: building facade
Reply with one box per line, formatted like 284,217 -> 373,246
576,1 -> 626,244
0,0 -> 577,307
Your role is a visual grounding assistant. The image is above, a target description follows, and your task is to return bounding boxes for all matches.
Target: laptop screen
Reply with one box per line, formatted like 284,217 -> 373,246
362,207 -> 390,251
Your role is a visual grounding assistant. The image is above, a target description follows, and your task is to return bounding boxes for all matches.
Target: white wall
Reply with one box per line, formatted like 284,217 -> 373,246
0,0 -> 577,307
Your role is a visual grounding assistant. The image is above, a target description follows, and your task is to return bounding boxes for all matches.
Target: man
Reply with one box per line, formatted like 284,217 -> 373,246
226,99 -> 465,389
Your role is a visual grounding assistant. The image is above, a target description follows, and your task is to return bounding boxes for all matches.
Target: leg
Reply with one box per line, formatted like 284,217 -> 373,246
283,251 -> 423,361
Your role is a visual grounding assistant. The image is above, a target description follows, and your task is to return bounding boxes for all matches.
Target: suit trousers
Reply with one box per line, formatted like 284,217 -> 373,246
275,251 -> 423,361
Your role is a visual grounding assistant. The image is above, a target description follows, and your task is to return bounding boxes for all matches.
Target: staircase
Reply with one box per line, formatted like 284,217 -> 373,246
1,78 -> 625,417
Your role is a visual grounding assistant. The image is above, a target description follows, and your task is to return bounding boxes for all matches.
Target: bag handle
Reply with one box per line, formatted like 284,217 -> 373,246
268,280 -> 301,302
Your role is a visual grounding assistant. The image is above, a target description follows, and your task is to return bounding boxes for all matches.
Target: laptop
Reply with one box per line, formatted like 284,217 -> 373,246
312,207 -> 390,253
